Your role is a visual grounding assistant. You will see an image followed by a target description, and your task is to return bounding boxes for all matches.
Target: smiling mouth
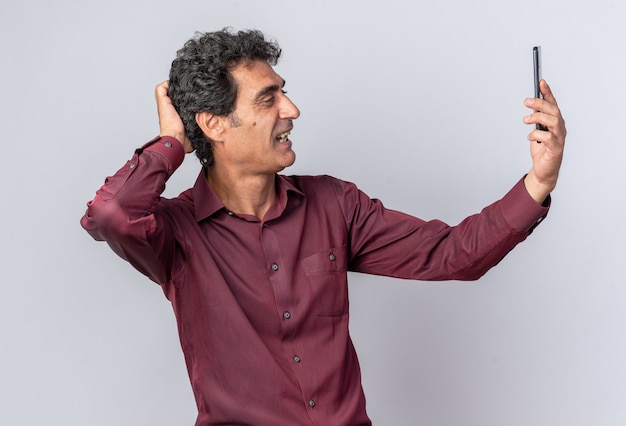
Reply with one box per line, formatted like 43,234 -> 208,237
276,130 -> 291,143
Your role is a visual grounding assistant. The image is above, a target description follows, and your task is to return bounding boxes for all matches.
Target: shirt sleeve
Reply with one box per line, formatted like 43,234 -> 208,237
80,136 -> 185,284
336,177 -> 549,281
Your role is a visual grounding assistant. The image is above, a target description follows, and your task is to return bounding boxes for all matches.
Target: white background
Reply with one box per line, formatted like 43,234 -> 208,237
1,0 -> 625,425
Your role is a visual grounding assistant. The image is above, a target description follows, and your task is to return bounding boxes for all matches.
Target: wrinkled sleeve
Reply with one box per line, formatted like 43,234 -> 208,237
335,177 -> 549,281
80,136 -> 185,284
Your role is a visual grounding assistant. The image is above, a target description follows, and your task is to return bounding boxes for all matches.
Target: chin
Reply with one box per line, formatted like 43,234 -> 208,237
279,152 -> 296,170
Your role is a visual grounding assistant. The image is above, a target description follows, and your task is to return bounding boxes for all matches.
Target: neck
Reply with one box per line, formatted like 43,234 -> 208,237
206,166 -> 277,220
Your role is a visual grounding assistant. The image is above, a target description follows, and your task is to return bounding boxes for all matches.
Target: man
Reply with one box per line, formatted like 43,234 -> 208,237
81,28 -> 566,425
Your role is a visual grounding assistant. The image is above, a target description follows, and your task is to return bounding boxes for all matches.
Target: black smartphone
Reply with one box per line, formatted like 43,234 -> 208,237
533,46 -> 547,130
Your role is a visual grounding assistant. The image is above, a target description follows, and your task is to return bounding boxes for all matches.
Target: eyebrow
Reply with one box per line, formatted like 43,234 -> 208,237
253,79 -> 286,104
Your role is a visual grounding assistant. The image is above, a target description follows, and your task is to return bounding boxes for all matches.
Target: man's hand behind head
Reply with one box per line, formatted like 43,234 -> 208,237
155,81 -> 194,153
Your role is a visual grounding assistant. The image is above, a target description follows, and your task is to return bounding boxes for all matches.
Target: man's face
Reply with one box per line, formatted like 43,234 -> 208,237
217,60 -> 300,175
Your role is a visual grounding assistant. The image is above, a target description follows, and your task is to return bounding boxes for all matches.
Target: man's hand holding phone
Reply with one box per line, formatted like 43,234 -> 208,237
522,47 -> 567,204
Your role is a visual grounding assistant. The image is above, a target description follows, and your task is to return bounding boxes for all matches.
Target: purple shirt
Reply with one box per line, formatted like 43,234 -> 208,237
81,136 -> 549,425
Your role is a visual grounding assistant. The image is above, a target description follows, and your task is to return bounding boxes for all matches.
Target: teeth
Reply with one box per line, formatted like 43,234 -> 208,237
277,131 -> 290,142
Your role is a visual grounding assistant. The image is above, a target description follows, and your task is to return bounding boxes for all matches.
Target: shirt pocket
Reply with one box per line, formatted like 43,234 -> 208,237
301,245 -> 348,317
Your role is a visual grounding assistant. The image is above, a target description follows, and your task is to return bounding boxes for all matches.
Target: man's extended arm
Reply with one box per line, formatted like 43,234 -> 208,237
342,80 -> 565,281
337,175 -> 549,281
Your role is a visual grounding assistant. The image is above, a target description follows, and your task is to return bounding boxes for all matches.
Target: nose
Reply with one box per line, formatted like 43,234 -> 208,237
279,94 -> 300,120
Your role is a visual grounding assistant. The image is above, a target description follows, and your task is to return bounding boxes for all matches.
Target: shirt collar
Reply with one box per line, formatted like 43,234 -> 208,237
192,169 -> 304,222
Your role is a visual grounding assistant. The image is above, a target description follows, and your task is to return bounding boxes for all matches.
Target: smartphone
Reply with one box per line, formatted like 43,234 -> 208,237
533,46 -> 547,130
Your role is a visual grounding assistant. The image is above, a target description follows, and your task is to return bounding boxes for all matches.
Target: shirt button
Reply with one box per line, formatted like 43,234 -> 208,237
271,263 -> 279,271
227,211 -> 234,216
293,355 -> 301,363
283,311 -> 291,319
164,141 -> 172,148
309,399 -> 315,408
129,163 -> 136,169
329,253 -> 336,261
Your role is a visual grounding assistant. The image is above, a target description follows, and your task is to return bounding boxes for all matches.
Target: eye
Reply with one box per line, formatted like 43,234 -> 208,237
262,96 -> 276,106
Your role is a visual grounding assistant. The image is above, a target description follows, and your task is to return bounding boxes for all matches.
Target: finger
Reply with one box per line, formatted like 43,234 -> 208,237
527,127 -> 548,144
539,79 -> 558,107
527,119 -> 566,151
524,96 -> 561,126
536,80 -> 563,118
155,81 -> 170,100
525,112 -> 565,145
524,109 -> 559,127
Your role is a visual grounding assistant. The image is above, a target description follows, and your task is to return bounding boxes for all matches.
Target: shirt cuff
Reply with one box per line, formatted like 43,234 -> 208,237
499,176 -> 550,234
138,135 -> 186,171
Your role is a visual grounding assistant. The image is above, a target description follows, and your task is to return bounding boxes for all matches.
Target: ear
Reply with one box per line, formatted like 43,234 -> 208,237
195,111 -> 224,140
